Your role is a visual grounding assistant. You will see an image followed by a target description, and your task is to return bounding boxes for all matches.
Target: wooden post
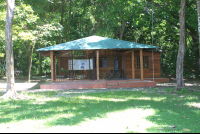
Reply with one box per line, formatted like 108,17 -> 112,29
54,55 -> 56,81
132,50 -> 135,79
50,51 -> 54,82
96,50 -> 99,80
140,49 -> 143,80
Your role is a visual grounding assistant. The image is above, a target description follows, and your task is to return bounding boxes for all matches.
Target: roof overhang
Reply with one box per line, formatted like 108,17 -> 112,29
37,35 -> 159,57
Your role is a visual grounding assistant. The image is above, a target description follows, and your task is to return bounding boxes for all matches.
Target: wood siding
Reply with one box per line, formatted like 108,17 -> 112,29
58,50 -> 161,80
125,51 -> 161,79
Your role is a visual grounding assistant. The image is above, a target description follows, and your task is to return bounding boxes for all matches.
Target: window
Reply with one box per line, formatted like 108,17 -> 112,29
100,57 -> 108,67
136,56 -> 149,69
136,56 -> 140,69
114,57 -> 118,69
143,56 -> 149,69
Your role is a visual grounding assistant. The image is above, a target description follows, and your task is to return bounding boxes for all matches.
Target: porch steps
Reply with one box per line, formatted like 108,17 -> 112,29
40,79 -> 161,89
106,82 -> 119,87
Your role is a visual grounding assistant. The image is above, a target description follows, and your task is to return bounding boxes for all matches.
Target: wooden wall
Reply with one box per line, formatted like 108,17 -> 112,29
125,51 -> 161,79
58,50 -> 161,80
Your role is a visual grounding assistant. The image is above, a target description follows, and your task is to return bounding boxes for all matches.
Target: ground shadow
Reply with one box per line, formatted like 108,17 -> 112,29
0,90 -> 199,133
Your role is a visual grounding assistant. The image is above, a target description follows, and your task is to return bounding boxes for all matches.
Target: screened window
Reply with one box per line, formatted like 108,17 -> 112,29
136,56 -> 149,69
143,56 -> 149,69
136,56 -> 140,69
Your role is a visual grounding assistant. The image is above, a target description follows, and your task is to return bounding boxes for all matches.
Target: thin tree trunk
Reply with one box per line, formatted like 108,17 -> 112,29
191,36 -> 199,78
58,0 -> 65,44
120,20 -> 125,40
176,0 -> 186,90
67,0 -> 71,42
27,45 -> 34,83
38,45 -> 42,76
27,45 -> 31,82
197,0 -> 200,73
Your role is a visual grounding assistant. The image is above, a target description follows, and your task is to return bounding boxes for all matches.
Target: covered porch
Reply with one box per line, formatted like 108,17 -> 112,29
37,36 -> 169,89
49,49 -> 159,82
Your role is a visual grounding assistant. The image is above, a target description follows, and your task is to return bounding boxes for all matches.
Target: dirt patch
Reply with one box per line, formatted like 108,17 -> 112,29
0,76 -> 51,93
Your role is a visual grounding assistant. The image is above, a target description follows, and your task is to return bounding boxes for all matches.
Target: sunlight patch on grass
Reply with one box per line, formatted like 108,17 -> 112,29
79,96 -> 127,102
0,119 -> 46,133
152,97 -> 167,101
74,108 -> 157,133
186,102 -> 200,109
134,97 -> 166,102
0,108 -> 157,133
137,97 -> 151,100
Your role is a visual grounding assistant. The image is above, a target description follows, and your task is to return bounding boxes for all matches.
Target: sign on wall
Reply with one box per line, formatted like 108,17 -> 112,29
68,59 -> 93,70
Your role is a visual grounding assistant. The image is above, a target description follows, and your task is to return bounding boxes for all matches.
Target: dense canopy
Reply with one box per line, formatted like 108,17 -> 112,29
0,0 -> 199,80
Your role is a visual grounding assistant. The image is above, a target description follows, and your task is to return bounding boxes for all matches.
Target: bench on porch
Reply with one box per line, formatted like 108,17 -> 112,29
104,69 -> 127,80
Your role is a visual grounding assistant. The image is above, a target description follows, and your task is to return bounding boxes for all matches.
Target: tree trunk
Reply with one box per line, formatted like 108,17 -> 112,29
27,45 -> 34,83
1,0 -> 19,99
120,20 -> 125,40
66,0 -> 71,42
191,36 -> 199,78
197,0 -> 200,73
38,45 -> 42,76
58,0 -> 65,44
5,0 -> 15,93
176,0 -> 186,90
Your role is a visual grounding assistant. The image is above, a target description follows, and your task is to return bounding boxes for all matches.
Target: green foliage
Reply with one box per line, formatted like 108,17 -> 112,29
60,68 -> 69,77
41,57 -> 51,76
0,0 -> 199,79
0,63 -> 5,78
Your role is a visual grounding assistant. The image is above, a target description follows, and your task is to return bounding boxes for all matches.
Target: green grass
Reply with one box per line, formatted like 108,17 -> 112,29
0,88 -> 200,133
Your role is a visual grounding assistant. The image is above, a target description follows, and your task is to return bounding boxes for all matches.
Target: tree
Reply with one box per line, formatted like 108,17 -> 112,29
176,0 -> 186,90
1,0 -> 17,99
197,0 -> 200,72
1,0 -> 32,99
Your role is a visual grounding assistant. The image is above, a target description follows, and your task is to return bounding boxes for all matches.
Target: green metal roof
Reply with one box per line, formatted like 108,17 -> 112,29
37,35 -> 158,51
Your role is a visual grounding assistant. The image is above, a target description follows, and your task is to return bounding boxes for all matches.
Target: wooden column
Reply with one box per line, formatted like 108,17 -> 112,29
140,49 -> 144,80
96,50 -> 99,80
58,56 -> 60,75
132,50 -> 135,79
54,55 -> 56,81
50,51 -> 54,82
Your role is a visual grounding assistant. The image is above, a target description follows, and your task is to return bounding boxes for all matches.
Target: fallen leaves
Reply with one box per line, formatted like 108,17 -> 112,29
158,128 -> 164,130
169,125 -> 177,128
182,128 -> 191,132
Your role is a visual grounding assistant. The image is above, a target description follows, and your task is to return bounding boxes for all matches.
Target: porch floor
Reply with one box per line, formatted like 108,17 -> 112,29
40,78 -> 169,90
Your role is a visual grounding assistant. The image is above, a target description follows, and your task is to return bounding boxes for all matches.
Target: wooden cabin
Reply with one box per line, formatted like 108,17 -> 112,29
37,36 -> 169,89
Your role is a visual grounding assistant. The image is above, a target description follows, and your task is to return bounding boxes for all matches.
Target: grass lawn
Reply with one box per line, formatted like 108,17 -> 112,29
0,88 -> 200,133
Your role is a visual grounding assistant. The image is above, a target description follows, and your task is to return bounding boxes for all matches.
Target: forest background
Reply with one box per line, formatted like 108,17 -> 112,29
0,0 -> 199,81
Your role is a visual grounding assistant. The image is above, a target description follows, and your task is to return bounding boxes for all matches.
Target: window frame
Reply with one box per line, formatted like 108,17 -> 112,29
136,55 -> 150,69
99,57 -> 108,68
